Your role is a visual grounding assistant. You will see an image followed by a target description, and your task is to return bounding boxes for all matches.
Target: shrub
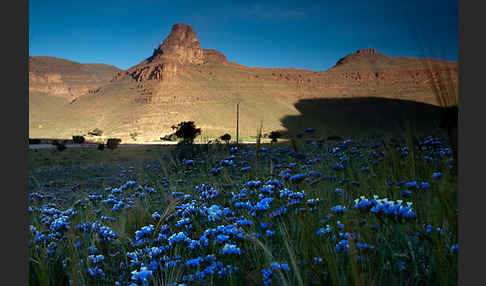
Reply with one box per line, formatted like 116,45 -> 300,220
29,138 -> 41,144
56,143 -> 66,152
220,133 -> 231,144
171,121 -> 201,144
51,140 -> 59,146
107,138 -> 121,150
268,131 -> 282,143
130,132 -> 139,141
97,143 -> 105,151
72,136 -> 85,144
88,128 -> 103,136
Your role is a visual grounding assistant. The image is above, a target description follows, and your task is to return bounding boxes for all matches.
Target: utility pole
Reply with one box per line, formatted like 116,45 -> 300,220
236,103 -> 239,145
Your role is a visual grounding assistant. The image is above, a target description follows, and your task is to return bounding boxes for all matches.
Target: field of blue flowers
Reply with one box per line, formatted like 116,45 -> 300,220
28,132 -> 457,286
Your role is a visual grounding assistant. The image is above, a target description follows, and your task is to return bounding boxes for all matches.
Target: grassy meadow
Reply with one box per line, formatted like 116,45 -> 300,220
28,129 -> 457,285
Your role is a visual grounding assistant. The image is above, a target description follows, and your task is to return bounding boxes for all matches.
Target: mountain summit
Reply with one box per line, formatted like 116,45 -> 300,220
149,23 -> 204,65
113,23 -> 227,83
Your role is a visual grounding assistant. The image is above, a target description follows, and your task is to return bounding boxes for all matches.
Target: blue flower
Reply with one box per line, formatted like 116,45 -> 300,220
88,254 -> 105,264
98,226 -> 119,241
215,234 -> 230,244
336,221 -> 344,229
335,239 -> 349,252
210,167 -> 223,175
254,197 -> 274,211
431,172 -> 443,179
49,216 -> 71,232
405,181 -> 419,189
152,211 -> 161,219
270,262 -> 290,271
331,205 -> 346,214
240,166 -> 251,172
289,174 -> 306,183
182,159 -> 194,166
420,182 -> 431,189
397,260 -> 406,271
206,205 -> 223,222
87,265 -> 105,278
131,266 -> 153,286
168,232 -> 192,246
135,225 -> 155,241
188,240 -> 201,250
220,243 -> 243,255
236,219 -> 253,226
186,257 -> 204,267
262,268 -> 273,286
334,188 -> 343,195
246,180 -> 262,188
400,190 -> 412,196
317,225 -> 332,235
314,257 -> 323,264
265,230 -> 275,237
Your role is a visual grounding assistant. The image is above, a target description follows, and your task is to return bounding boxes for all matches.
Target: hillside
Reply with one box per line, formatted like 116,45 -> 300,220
29,56 -> 121,100
29,23 -> 457,141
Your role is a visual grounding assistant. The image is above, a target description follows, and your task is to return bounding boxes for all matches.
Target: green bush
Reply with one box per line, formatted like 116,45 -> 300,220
220,133 -> 231,144
29,138 -> 41,144
107,138 -> 121,150
72,136 -> 85,144
268,131 -> 282,143
172,121 -> 201,143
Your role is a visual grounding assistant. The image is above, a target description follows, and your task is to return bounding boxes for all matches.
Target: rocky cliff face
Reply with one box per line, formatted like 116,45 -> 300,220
150,23 -> 205,65
112,23 -> 228,84
202,49 -> 228,64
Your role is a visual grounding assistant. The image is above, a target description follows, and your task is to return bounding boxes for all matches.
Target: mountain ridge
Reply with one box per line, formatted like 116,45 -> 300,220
29,23 -> 458,141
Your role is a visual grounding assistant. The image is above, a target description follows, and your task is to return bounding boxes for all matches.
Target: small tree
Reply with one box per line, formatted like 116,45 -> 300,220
107,138 -> 121,150
269,131 -> 282,143
220,133 -> 231,144
172,121 -> 201,144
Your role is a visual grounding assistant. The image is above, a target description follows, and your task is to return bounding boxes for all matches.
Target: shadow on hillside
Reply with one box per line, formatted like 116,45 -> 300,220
279,97 -> 444,138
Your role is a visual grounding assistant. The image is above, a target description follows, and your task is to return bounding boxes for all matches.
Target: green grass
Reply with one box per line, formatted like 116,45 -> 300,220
29,145 -> 176,170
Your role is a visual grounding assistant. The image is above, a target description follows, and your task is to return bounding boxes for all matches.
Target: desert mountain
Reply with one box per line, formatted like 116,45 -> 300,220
29,23 -> 457,141
29,56 -> 122,100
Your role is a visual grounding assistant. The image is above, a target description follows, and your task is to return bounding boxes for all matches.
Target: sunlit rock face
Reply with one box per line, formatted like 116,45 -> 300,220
113,23 -> 229,84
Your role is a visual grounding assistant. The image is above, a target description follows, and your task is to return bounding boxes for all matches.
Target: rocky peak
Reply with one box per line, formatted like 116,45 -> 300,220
113,23 -> 227,84
355,48 -> 380,56
149,23 -> 204,65
331,48 -> 387,69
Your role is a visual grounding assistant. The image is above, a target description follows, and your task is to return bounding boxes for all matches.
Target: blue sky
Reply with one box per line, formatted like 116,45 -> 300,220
29,0 -> 458,71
